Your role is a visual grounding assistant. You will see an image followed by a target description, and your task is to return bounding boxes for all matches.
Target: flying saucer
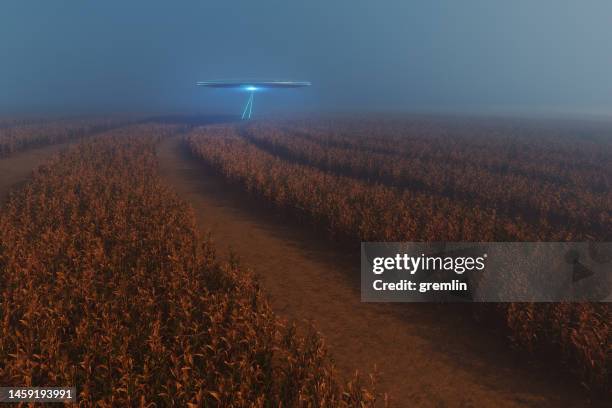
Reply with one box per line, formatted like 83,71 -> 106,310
197,80 -> 311,90
196,79 -> 311,119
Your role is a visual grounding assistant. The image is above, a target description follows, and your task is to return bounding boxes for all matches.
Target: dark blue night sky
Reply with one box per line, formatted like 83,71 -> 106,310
2,1 -> 611,117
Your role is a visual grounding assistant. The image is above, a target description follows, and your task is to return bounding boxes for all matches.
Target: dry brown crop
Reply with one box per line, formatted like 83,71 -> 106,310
240,121 -> 611,239
0,117 -> 137,157
0,125 -> 382,406
186,120 -> 610,393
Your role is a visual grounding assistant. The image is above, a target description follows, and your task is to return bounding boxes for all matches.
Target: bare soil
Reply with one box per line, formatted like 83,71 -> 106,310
157,136 -> 598,408
0,143 -> 70,205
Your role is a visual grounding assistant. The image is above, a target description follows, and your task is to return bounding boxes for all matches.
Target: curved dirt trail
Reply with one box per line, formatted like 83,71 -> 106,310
157,136 -> 595,408
0,143 -> 71,204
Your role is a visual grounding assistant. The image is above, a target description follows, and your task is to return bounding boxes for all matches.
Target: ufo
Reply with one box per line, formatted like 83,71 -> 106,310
196,79 -> 311,119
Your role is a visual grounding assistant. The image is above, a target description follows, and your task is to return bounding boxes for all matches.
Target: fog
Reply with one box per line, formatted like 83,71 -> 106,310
2,1 -> 611,117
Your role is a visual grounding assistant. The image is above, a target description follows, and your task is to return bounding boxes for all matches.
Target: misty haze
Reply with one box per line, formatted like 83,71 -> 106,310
0,1 -> 610,407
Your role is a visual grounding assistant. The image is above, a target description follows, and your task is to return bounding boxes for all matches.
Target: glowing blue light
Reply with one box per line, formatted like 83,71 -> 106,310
241,92 -> 254,120
197,80 -> 310,119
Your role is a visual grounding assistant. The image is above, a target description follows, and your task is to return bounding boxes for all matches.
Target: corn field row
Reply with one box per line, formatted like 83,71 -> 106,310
186,123 -> 610,393
0,124 -> 382,406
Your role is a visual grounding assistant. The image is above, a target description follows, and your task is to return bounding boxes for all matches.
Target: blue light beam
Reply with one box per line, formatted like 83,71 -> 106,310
241,91 -> 254,120
197,79 -> 310,119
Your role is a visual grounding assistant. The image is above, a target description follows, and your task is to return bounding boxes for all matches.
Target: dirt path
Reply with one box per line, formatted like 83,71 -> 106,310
157,136 -> 594,408
0,143 -> 70,204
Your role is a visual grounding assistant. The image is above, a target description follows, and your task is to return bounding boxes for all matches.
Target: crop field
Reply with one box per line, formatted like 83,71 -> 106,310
0,117 -> 137,157
185,118 -> 611,393
4,0 -> 612,405
0,116 -> 609,405
0,123 -> 380,406
0,117 -> 50,129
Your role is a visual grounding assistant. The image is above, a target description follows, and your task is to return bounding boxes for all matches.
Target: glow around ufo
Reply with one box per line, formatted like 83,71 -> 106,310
196,79 -> 311,119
